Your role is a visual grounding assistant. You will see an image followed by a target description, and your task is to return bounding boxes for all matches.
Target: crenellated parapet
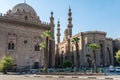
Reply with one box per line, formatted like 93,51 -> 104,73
41,21 -> 50,25
106,37 -> 113,41
83,30 -> 106,35
0,14 -> 49,25
0,13 -> 51,29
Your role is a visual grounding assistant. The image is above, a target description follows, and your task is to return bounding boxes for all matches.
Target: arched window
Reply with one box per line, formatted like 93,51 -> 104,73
25,16 -> 28,21
17,9 -> 19,12
8,41 -> 15,50
8,43 -> 11,50
11,42 -> 14,50
34,44 -> 40,51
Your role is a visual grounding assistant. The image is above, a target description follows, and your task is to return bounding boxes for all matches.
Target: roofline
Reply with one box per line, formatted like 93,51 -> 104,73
0,17 -> 51,30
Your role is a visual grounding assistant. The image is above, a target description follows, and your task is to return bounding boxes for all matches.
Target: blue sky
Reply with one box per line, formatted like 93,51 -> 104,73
0,0 -> 120,41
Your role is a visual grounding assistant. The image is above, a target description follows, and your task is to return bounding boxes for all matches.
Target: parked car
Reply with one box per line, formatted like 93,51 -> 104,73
115,67 -> 120,72
109,65 -> 114,72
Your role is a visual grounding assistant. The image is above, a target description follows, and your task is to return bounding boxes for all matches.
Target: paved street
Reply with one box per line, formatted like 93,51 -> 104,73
0,68 -> 120,80
0,67 -> 120,80
0,75 -> 120,80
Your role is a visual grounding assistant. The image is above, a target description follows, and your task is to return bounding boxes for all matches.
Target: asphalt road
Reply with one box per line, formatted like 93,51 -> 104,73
0,68 -> 120,80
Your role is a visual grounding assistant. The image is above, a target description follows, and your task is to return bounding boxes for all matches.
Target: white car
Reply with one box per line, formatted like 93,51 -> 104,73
109,65 -> 114,72
115,67 -> 120,72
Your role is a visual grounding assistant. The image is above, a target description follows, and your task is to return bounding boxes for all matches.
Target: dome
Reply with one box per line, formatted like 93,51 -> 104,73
11,3 -> 37,16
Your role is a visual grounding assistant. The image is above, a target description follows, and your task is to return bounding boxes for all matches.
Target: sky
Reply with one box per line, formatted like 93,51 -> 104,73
0,0 -> 120,41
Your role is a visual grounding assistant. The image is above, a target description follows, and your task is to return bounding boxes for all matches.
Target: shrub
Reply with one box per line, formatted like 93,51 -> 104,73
62,60 -> 72,68
115,50 -> 120,64
0,56 -> 14,74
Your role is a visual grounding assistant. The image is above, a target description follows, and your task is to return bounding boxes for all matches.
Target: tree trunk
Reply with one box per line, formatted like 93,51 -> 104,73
44,37 -> 49,73
44,47 -> 46,72
87,58 -> 90,68
76,42 -> 80,68
93,50 -> 97,73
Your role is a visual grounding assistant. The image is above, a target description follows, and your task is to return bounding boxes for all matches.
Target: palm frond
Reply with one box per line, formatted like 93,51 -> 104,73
88,43 -> 100,50
85,54 -> 91,57
71,37 -> 80,44
39,42 -> 46,50
41,30 -> 53,40
71,40 -> 75,43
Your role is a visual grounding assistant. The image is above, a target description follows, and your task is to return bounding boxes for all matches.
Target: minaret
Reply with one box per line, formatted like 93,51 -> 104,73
49,11 -> 55,68
57,20 -> 61,44
50,11 -> 55,38
55,20 -> 61,68
67,7 -> 73,38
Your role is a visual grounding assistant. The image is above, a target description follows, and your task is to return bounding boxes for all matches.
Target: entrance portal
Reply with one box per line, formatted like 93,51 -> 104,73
34,62 -> 39,69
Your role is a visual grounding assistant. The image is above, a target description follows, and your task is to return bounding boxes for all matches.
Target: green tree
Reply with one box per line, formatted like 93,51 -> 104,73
71,37 -> 80,68
88,43 -> 99,73
0,56 -> 14,74
41,30 -> 53,72
62,60 -> 72,68
115,50 -> 120,64
85,54 -> 91,68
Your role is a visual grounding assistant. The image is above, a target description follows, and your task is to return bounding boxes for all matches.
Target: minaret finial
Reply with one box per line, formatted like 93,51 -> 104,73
58,18 -> 60,23
69,5 -> 71,12
69,5 -> 71,9
67,0 -> 71,9
24,0 -> 26,3
50,11 -> 54,24
57,18 -> 60,26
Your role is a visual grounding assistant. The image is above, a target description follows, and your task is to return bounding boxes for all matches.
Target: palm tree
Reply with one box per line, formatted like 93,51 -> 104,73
41,30 -> 53,72
85,54 -> 91,68
40,42 -> 47,72
71,37 -> 80,68
88,43 -> 99,73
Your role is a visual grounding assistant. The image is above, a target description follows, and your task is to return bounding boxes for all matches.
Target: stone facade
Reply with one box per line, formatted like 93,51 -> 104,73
0,3 -> 55,69
55,8 -> 114,68
56,31 -> 114,67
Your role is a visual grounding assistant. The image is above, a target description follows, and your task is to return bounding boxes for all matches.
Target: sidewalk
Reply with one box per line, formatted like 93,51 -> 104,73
37,72 -> 105,76
27,74 -> 120,80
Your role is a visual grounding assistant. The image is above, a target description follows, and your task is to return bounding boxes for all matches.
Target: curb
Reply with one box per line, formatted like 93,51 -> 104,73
25,75 -> 120,80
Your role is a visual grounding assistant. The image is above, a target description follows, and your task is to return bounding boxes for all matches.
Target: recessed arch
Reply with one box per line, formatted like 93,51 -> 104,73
100,44 -> 104,66
107,47 -> 112,65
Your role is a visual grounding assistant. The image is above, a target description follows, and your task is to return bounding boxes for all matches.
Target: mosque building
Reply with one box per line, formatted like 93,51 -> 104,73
0,2 -> 119,69
0,3 -> 55,69
55,8 -> 114,68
